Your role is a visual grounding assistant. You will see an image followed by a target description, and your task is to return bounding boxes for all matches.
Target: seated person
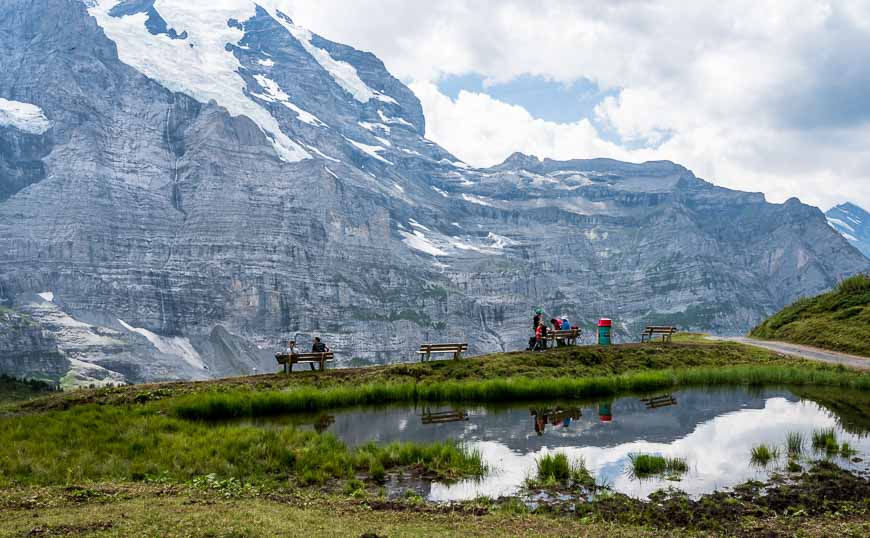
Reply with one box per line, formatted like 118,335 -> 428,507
312,337 -> 329,353
285,340 -> 298,357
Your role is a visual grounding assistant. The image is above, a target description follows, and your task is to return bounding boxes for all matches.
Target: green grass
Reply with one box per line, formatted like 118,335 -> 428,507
811,427 -> 839,454
536,453 -> 573,481
172,365 -> 870,420
750,444 -> 779,466
627,454 -> 688,478
750,273 -> 870,357
785,432 -> 804,457
531,453 -> 595,488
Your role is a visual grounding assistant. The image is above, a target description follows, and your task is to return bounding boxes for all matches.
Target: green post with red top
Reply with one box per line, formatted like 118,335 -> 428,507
597,318 -> 612,346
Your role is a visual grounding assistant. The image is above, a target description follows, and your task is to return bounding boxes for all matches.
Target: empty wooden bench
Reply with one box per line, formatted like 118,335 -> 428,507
547,328 -> 581,346
417,343 -> 468,362
275,352 -> 334,373
641,326 -> 678,343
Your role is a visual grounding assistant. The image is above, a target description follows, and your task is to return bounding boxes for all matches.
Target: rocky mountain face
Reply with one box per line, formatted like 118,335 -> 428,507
827,203 -> 870,259
1,0 -> 868,386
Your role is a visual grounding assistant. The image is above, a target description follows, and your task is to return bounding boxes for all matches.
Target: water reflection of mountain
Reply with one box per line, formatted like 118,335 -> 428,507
314,388 -> 802,450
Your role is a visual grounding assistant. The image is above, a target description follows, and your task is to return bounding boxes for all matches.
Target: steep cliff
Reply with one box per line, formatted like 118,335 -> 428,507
1,0 -> 867,384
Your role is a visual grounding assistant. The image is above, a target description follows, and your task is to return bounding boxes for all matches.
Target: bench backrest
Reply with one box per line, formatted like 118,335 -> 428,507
548,329 -> 580,338
419,343 -> 468,352
644,326 -> 677,333
294,352 -> 334,361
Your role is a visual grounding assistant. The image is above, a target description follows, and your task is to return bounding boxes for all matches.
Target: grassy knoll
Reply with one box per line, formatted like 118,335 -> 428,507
750,273 -> 870,357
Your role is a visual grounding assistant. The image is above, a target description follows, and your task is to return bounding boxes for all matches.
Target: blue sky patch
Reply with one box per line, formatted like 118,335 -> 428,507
438,73 -> 618,124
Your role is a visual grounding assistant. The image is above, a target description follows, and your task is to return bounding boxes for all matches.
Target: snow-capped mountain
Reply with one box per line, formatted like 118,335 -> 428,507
1,0 -> 868,386
827,203 -> 870,259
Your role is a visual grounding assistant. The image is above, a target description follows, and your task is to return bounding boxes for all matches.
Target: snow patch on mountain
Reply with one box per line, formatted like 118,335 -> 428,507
118,319 -> 206,370
0,98 -> 51,134
827,218 -> 854,233
345,137 -> 394,165
268,9 -> 396,105
461,193 -> 496,207
359,121 -> 390,134
377,109 -> 414,128
399,229 -> 447,257
87,0 -> 310,162
252,74 -> 325,126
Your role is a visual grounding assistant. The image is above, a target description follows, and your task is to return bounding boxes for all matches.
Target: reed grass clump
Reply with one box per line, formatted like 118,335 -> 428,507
628,454 -> 688,478
530,452 -> 594,488
536,453 -> 572,481
785,432 -> 804,457
750,444 -> 779,466
812,428 -> 838,453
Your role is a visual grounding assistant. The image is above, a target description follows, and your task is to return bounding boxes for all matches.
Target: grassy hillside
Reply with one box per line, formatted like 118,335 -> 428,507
750,274 -> 870,357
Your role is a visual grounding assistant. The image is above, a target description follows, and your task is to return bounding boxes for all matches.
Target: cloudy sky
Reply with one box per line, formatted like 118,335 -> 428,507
280,0 -> 870,210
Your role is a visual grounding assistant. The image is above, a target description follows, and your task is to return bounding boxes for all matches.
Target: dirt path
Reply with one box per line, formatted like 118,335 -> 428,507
722,337 -> 870,371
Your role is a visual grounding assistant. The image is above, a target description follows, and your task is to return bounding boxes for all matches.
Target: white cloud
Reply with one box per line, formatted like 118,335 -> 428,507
274,0 -> 870,209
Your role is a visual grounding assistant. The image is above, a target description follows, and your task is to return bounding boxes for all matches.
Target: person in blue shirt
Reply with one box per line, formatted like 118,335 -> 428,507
561,316 -> 571,331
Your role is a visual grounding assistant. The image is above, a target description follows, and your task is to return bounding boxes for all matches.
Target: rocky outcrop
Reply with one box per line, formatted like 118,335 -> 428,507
0,308 -> 67,380
0,0 -> 867,385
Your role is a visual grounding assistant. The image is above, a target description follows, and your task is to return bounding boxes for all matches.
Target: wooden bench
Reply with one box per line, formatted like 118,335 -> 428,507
547,328 -> 581,346
275,352 -> 334,373
417,343 -> 468,362
641,326 -> 678,343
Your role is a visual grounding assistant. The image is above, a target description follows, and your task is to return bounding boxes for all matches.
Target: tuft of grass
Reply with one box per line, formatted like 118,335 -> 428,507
531,453 -> 594,488
750,444 -> 779,466
785,432 -> 804,457
811,428 -> 838,453
628,454 -> 688,479
839,442 -> 858,458
536,452 -> 573,481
